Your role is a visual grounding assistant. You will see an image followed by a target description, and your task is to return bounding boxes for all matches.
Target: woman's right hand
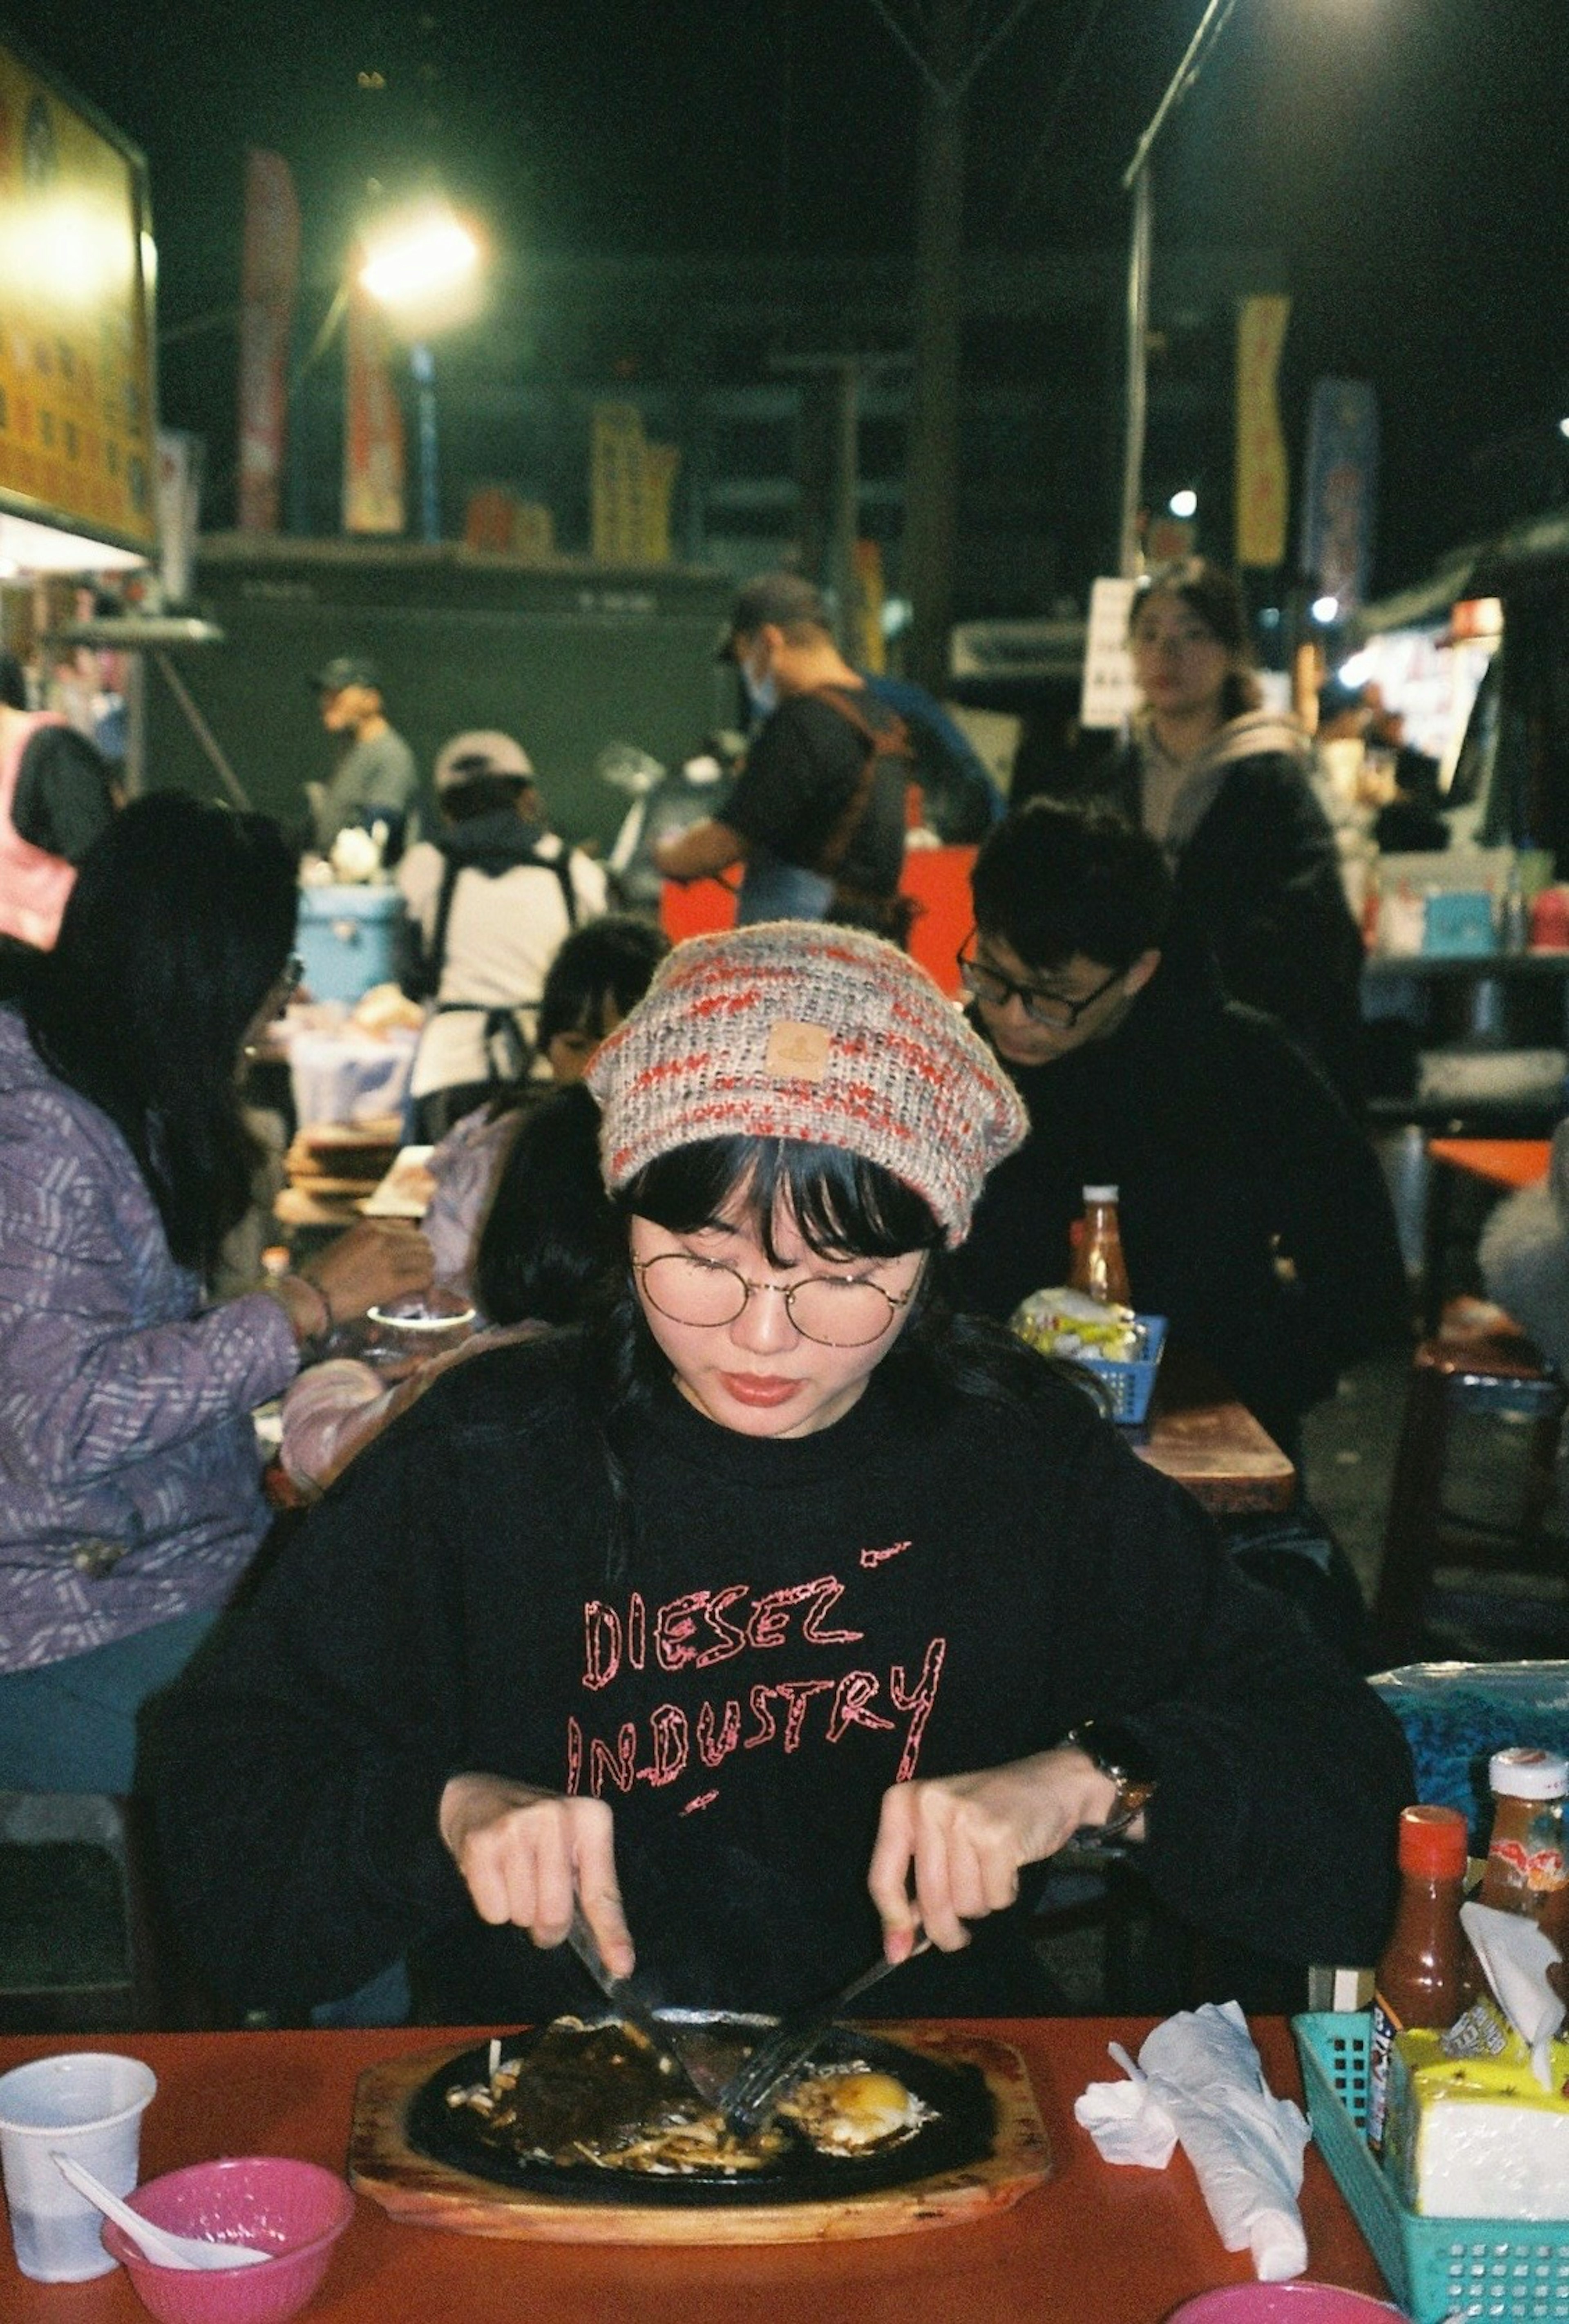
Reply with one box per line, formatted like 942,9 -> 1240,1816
438,1773 -> 634,1977
303,1218 -> 433,1326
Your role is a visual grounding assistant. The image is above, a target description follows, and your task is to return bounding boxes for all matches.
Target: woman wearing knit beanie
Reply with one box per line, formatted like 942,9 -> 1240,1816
152,922 -> 1409,2027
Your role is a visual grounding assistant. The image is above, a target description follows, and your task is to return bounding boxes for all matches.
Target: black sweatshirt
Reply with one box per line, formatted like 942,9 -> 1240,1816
149,1332 -> 1410,2023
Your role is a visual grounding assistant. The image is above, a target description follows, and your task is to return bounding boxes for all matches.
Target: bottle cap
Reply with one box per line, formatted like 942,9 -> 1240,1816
1397,1803 -> 1468,1876
1489,1747 -> 1569,1802
1082,1184 -> 1119,1203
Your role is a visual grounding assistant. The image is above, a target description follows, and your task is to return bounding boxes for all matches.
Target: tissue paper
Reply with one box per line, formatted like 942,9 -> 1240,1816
1075,2004 -> 1310,2282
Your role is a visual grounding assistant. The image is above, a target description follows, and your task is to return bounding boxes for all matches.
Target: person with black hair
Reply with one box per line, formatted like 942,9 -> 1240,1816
150,920 -> 1408,2029
952,799 -> 1408,1468
278,1083 -> 620,1495
397,729 -> 608,1140
307,655 -> 418,863
278,919 -> 668,1495
1101,561 -> 1366,1106
0,655 -> 119,955
0,795 -> 432,1793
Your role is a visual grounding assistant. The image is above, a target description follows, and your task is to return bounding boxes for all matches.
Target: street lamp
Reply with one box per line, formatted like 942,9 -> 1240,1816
357,199 -> 483,545
1118,0 -> 1240,575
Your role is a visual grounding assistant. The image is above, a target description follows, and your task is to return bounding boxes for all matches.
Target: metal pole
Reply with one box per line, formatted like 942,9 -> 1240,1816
411,340 -> 440,544
1119,162 -> 1153,577
830,358 -> 860,658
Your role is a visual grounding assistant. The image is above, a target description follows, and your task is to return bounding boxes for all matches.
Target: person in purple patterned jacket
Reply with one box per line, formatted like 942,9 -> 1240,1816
0,795 -> 432,1793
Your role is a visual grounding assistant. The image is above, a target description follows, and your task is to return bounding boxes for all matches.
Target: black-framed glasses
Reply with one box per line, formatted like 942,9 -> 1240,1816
957,939 -> 1122,1030
633,1253 -> 915,1348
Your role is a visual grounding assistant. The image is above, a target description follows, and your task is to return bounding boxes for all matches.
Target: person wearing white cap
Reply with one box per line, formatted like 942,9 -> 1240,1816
396,731 -> 608,1139
152,919 -> 1409,2031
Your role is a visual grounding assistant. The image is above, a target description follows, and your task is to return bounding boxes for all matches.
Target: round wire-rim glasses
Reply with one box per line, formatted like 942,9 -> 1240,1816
633,1252 -> 916,1348
956,939 -> 1122,1031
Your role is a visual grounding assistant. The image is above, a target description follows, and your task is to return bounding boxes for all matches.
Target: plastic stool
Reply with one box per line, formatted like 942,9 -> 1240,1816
1372,1303 -> 1567,1664
0,1792 -> 165,2029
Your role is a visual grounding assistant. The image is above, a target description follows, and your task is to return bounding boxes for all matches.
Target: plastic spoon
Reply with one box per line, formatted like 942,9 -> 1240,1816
49,2154 -> 271,2270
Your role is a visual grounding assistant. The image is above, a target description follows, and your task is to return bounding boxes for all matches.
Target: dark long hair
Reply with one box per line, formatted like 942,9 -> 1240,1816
582,1134 -> 1060,1578
1131,559 -> 1263,724
473,1083 -> 619,1326
22,794 -> 298,1273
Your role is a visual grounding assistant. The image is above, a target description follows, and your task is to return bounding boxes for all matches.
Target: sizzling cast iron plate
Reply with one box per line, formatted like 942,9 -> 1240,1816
406,2019 -> 997,2208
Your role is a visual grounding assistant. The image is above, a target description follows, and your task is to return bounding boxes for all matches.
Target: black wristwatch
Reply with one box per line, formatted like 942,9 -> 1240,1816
1063,1718 -> 1159,1840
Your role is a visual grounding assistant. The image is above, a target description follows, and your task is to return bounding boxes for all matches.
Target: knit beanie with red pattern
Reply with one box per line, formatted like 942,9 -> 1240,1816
586,920 -> 1028,1247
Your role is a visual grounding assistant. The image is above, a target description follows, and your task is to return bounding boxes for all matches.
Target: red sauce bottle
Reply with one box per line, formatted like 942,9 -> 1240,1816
1068,1185 -> 1132,1309
1366,1804 -> 1468,2158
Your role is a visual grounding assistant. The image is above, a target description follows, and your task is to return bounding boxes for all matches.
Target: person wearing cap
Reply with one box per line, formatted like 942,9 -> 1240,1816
653,571 -> 914,939
151,917 -> 1408,2027
306,655 -> 418,864
395,731 -> 608,1140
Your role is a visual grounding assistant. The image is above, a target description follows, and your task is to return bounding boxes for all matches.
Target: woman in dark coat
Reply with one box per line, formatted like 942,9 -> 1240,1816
1107,561 -> 1366,1105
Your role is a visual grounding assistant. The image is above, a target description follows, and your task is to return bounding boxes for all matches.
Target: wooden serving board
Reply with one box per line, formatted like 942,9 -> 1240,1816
349,2022 -> 1052,2246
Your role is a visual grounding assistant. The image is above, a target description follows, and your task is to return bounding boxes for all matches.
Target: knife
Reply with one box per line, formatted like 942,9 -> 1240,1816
562,1903 -> 715,2102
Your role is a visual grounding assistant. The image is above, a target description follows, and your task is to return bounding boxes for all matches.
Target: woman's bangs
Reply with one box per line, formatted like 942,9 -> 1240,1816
621,1136 -> 938,1265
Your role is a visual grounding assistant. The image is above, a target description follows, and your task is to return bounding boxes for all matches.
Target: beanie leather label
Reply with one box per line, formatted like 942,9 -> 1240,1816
765,1020 -> 832,1080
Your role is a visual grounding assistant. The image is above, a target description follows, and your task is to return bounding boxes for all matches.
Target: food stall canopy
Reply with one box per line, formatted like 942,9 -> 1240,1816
0,35 -> 157,568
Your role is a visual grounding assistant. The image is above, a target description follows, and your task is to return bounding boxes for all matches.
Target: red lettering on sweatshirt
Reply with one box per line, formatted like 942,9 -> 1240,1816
890,1637 -> 947,1782
694,1583 -> 751,1668
696,1698 -> 742,1769
859,1539 -> 911,1568
638,1704 -> 688,1787
827,1669 -> 897,1742
589,1722 -> 638,1795
583,1602 -> 621,1691
565,1716 -> 583,1794
627,1590 -> 646,1671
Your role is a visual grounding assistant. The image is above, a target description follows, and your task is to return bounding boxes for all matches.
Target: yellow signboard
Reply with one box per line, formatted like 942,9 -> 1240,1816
1234,293 -> 1291,571
0,43 -> 156,553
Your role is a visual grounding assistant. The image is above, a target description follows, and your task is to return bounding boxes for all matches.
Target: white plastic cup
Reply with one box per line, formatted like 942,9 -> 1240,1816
0,2051 -> 157,2281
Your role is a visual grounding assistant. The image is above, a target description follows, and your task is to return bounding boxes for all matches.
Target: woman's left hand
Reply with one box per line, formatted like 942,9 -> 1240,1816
866,1747 -> 1122,1961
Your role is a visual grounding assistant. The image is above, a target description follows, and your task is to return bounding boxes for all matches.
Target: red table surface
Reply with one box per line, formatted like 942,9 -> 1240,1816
0,2018 -> 1390,2324
1426,1136 -> 1551,1192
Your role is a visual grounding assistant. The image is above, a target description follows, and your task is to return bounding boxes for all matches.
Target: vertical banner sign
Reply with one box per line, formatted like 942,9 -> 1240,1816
235,148 -> 299,534
591,402 -> 646,563
154,427 -> 202,604
0,42 -> 157,552
1080,576 -> 1140,731
1299,378 -> 1379,611
342,282 -> 405,535
1234,294 -> 1291,570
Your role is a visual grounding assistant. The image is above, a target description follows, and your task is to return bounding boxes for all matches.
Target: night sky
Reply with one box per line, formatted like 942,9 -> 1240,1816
15,0 -> 1569,594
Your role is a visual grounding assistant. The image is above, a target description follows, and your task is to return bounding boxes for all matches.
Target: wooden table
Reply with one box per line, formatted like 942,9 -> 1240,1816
1132,1349 -> 1297,1515
0,2020 -> 1388,2322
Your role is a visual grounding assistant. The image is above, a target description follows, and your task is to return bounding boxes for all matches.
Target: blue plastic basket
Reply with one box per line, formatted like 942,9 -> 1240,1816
1078,1313 -> 1167,1424
1293,2011 -> 1569,2321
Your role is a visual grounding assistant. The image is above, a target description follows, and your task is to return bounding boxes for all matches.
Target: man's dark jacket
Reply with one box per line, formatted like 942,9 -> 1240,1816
952,948 -> 1410,1449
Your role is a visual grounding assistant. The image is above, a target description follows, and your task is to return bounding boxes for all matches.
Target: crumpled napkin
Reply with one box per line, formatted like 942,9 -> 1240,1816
1074,2000 -> 1310,2281
1460,1900 -> 1566,2090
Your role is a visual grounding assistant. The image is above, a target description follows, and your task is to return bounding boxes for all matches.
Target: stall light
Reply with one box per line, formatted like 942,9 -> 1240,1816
1559,417 -> 1569,439
1337,649 -> 1375,689
1310,594 -> 1340,625
1167,489 -> 1197,519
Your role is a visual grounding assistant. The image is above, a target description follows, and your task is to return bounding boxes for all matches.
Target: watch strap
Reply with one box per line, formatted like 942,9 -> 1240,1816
1064,1718 -> 1158,1839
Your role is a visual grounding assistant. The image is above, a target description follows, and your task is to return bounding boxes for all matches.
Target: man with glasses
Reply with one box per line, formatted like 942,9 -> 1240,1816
952,800 -> 1407,1477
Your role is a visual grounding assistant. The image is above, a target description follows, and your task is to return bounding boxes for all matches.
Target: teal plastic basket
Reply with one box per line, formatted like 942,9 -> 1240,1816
1080,1313 -> 1167,1424
1293,2012 -> 1569,2322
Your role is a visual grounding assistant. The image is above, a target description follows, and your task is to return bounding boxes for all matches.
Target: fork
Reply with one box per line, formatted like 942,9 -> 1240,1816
716,1933 -> 932,2138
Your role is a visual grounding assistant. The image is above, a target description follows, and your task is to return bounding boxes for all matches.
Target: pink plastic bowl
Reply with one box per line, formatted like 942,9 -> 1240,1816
1164,2289 -> 1406,2322
100,2156 -> 354,2324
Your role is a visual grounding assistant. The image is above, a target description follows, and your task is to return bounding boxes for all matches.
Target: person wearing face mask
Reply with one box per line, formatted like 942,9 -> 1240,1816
653,572 -> 914,940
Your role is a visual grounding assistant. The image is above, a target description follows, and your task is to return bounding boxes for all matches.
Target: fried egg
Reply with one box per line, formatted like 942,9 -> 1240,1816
782,2064 -> 932,2154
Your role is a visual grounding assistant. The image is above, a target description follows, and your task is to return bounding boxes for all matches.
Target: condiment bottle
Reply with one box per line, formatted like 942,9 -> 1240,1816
1366,1803 -> 1468,2157
1068,1185 -> 1132,1309
1476,1748 -> 1568,1920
